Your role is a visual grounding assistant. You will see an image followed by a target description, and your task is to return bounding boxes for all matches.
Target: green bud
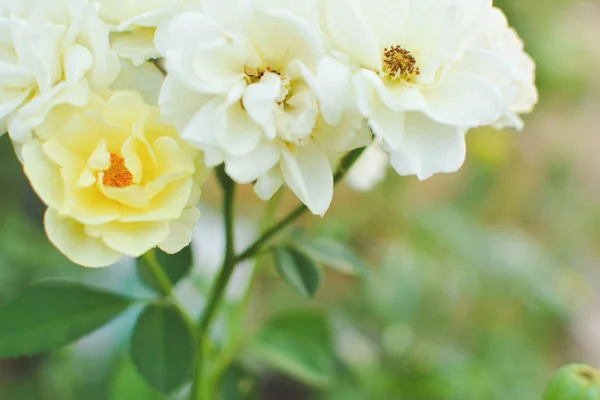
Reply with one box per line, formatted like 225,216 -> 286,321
544,364 -> 600,400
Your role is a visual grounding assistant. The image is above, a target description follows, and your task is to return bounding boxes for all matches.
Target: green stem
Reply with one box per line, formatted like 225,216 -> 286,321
235,204 -> 306,263
333,147 -> 367,184
210,192 -> 284,385
189,147 -> 366,397
190,165 -> 237,399
142,250 -> 195,328
260,188 -> 284,230
236,147 -> 366,263
143,250 -> 174,296
200,166 -> 237,332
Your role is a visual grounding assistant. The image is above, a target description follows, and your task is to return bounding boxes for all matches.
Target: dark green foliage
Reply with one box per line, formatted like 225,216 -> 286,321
130,303 -> 195,394
0,280 -> 132,358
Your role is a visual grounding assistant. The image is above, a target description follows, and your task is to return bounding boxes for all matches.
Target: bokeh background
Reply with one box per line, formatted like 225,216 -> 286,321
1,0 -> 600,399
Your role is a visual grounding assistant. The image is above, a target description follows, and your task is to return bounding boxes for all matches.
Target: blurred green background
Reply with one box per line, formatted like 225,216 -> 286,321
1,0 -> 600,399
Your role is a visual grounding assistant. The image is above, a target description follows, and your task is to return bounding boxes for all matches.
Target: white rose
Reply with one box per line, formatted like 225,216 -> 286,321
321,0 -> 535,180
99,0 -> 185,30
477,8 -> 539,130
157,0 -> 370,216
0,0 -> 120,141
98,0 -> 192,66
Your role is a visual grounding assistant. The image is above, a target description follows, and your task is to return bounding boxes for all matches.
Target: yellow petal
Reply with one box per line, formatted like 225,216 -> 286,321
145,171 -> 189,197
54,113 -> 102,153
152,136 -> 194,176
44,209 -> 123,268
104,91 -> 148,129
89,220 -> 171,257
122,137 -> 143,183
143,108 -> 179,143
77,169 -> 97,187
181,207 -> 201,227
22,141 -> 64,210
60,169 -> 122,224
186,183 -> 202,208
43,139 -> 86,169
158,207 -> 201,254
122,178 -> 193,222
98,178 -> 151,209
88,139 -> 111,170
36,102 -> 85,142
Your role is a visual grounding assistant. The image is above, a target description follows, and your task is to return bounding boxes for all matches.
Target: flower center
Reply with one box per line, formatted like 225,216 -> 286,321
244,66 -> 282,84
103,153 -> 134,188
382,46 -> 420,82
244,65 -> 291,104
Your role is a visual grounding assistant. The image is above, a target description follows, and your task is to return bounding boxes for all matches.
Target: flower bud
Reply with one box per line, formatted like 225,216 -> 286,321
544,364 -> 600,400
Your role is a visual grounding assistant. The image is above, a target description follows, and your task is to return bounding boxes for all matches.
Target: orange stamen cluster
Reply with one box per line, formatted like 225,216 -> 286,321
103,153 -> 134,188
383,46 -> 420,82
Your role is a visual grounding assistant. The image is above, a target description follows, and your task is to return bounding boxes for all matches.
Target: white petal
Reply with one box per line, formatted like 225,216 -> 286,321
225,141 -> 280,184
155,11 -> 249,93
322,0 -> 381,71
455,49 -> 517,90
79,8 -> 121,88
354,70 -> 427,114
0,90 -> 29,121
159,75 -> 214,132
388,113 -> 467,180
242,73 -> 281,140
246,9 -> 324,69
0,62 -> 35,88
203,145 -> 225,167
316,57 -> 355,123
218,102 -> 262,156
9,80 -> 90,143
202,0 -> 246,29
423,70 -> 502,127
110,29 -> 160,66
315,114 -> 371,153
63,44 -> 93,84
254,167 -> 284,200
278,89 -> 319,140
290,57 -> 352,126
111,59 -> 164,106
280,142 -> 333,216
181,97 -> 228,149
368,98 -> 406,151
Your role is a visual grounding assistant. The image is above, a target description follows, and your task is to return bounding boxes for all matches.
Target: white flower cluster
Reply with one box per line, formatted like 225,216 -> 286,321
154,0 -> 537,214
0,0 -> 537,266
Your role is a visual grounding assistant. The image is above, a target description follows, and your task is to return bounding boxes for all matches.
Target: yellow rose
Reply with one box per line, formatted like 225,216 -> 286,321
22,91 -> 206,267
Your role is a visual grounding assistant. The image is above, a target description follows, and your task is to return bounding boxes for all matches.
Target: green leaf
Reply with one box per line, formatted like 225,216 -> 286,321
109,357 -> 164,400
130,303 -> 195,394
0,280 -> 132,358
295,237 -> 368,277
220,365 -> 260,400
137,246 -> 193,294
248,310 -> 334,388
273,246 -> 322,298
544,364 -> 600,400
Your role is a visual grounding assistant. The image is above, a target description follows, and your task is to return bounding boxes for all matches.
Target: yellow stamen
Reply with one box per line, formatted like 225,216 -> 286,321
244,65 -> 281,84
382,46 -> 420,82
